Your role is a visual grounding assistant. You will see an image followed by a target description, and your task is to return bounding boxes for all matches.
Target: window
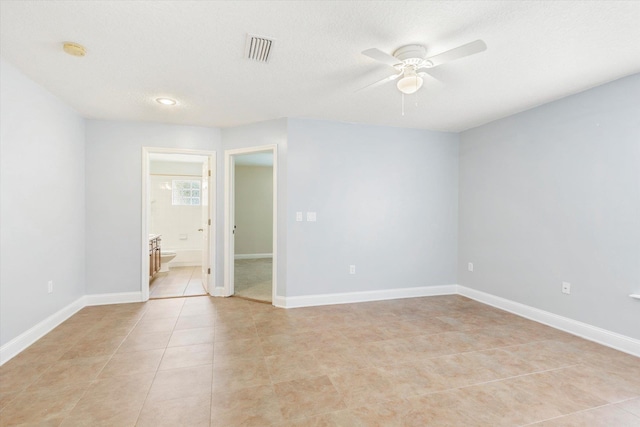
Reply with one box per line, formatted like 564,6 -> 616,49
172,180 -> 201,206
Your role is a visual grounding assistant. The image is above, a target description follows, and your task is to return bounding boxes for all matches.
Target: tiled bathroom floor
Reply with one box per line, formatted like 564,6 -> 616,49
150,266 -> 206,299
1,295 -> 639,426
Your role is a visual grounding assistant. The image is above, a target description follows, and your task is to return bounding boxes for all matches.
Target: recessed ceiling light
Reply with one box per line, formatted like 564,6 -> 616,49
155,98 -> 177,106
63,42 -> 86,57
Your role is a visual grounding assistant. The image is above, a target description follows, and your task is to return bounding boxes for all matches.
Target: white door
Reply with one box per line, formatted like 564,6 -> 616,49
229,156 -> 236,295
201,158 -> 210,293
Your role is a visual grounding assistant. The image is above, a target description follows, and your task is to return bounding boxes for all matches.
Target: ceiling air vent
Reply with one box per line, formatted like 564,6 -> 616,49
246,34 -> 275,63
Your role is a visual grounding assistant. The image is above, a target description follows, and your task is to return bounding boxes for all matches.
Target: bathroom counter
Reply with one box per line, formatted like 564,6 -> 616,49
149,235 -> 162,278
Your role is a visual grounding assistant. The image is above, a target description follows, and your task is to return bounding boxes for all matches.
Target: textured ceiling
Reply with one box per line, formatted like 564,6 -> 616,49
1,1 -> 639,132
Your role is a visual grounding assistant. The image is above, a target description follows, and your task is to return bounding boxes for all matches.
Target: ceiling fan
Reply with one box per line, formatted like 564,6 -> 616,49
360,40 -> 487,94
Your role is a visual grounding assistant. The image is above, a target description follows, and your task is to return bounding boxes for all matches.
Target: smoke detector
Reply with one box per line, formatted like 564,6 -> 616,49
63,42 -> 86,57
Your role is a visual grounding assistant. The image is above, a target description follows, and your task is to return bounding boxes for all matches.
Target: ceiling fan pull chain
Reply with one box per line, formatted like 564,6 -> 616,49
401,93 -> 405,116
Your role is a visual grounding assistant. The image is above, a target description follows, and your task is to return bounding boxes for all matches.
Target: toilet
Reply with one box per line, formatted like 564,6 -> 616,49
159,250 -> 177,272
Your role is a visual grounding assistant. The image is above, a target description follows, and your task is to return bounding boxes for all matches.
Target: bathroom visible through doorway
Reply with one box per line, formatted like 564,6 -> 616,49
142,148 -> 216,301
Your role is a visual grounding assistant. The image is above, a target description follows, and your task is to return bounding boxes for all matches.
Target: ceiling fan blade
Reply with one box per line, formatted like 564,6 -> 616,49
424,40 -> 487,68
416,69 -> 442,83
355,72 -> 402,92
362,48 -> 402,67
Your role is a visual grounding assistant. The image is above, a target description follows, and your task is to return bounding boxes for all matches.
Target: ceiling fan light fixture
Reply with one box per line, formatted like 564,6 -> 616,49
396,74 -> 423,94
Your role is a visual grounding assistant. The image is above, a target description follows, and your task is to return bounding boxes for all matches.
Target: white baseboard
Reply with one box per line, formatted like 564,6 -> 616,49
234,253 -> 273,260
0,296 -> 85,365
4,284 -> 637,366
457,286 -> 640,357
84,292 -> 144,306
272,295 -> 287,308
211,287 -> 227,297
278,285 -> 458,309
167,262 -> 201,268
1,291 -> 145,366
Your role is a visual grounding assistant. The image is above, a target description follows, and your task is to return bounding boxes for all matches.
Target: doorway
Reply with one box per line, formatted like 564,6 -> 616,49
142,148 -> 216,301
224,145 -> 277,303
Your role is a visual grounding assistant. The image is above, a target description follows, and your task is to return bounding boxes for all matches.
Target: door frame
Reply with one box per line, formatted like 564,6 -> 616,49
141,147 -> 216,301
224,144 -> 278,302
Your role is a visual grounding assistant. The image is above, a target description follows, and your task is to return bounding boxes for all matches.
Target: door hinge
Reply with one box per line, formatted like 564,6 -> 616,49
208,219 -> 211,225
208,170 -> 211,177
207,268 -> 211,274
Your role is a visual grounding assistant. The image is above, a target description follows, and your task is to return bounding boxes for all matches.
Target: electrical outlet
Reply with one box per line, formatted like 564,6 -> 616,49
47,280 -> 53,293
306,212 -> 316,222
468,262 -> 474,272
296,212 -> 303,222
562,282 -> 571,294
349,265 -> 356,274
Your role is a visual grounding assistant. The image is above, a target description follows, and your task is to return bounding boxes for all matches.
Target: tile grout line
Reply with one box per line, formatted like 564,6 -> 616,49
10,319 -> 105,425
616,398 -> 640,419
131,299 -> 186,427
209,298 -> 220,427
56,307 -> 150,426
4,295 -> 637,426
517,402 -> 614,426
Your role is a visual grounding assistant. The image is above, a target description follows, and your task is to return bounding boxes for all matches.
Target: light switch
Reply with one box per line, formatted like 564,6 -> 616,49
306,212 -> 316,222
296,212 -> 303,222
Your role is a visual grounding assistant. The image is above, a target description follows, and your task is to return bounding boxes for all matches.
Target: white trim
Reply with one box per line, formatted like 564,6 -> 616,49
224,145 -> 278,303
142,147 -> 216,301
84,292 -> 144,306
276,285 -> 458,309
167,261 -> 202,268
141,148 -> 150,301
272,295 -> 287,308
234,253 -> 273,260
223,150 -> 234,296
271,147 -> 279,307
202,154 -> 216,296
457,286 -> 640,357
211,287 -> 227,297
4,284 -> 638,365
0,297 -> 85,365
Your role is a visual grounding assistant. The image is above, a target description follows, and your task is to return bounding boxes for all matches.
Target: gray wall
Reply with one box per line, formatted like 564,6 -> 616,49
459,73 -> 640,339
150,160 -> 204,176
84,121 -> 220,295
286,119 -> 459,296
234,165 -> 274,255
0,59 -> 86,346
4,52 -> 637,350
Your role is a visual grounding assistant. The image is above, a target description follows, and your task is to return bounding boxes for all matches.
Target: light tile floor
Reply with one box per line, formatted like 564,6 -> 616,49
1,295 -> 639,426
234,258 -> 272,303
150,266 -> 206,299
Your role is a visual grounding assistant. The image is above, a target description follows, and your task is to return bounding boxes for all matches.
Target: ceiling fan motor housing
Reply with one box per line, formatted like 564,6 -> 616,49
393,44 -> 427,64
